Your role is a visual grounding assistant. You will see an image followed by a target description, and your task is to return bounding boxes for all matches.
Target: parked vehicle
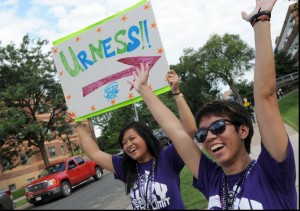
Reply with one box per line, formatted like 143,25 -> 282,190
153,128 -> 172,148
25,156 -> 103,206
0,187 -> 15,210
116,150 -> 124,156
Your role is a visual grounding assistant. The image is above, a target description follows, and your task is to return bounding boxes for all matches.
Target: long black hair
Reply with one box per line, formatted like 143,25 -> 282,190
195,100 -> 254,153
118,120 -> 162,194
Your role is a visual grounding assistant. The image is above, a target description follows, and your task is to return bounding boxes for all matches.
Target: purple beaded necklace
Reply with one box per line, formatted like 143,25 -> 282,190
136,158 -> 156,209
220,160 -> 256,210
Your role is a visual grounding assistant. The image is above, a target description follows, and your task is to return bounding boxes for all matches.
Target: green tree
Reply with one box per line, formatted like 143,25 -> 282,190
235,79 -> 254,106
56,121 -> 75,156
289,2 -> 299,24
0,35 -> 67,170
93,105 -> 135,151
197,33 -> 255,104
170,48 -> 220,115
274,48 -> 298,78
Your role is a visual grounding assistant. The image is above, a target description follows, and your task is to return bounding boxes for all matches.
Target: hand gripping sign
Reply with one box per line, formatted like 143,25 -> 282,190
52,0 -> 170,122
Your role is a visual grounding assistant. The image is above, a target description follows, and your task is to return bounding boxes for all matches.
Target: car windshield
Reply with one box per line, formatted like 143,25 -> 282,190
40,162 -> 66,177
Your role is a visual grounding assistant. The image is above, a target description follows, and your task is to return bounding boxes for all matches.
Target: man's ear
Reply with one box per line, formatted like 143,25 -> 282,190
239,124 -> 249,140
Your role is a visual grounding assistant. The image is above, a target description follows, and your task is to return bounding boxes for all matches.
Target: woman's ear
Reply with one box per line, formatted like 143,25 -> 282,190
239,124 -> 249,140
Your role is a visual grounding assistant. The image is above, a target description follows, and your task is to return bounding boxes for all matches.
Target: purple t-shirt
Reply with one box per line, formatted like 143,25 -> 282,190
112,144 -> 186,210
193,140 -> 297,209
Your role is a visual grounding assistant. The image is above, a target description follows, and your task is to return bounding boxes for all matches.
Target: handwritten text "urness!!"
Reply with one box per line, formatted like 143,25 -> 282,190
59,20 -> 151,77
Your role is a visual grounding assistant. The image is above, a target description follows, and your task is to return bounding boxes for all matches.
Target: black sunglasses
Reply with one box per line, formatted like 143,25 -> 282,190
194,119 -> 235,143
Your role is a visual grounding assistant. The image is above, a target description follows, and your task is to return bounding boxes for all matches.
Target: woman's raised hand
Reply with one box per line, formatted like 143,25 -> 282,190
127,63 -> 150,93
167,69 -> 180,94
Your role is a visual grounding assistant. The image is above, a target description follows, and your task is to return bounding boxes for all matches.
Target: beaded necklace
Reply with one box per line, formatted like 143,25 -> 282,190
136,158 -> 156,210
220,160 -> 256,210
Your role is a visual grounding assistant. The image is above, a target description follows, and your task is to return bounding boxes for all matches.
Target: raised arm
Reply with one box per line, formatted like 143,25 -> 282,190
167,69 -> 197,138
71,121 -> 115,173
242,0 -> 288,162
128,64 -> 201,178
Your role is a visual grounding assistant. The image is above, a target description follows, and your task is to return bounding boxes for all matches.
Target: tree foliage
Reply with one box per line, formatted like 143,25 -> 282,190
197,33 -> 255,104
170,48 -> 220,115
0,35 -> 67,170
289,1 -> 299,24
234,79 -> 254,106
93,105 -> 134,151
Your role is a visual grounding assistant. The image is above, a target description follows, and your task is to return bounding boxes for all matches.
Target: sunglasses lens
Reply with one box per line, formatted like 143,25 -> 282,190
195,129 -> 208,143
210,120 -> 226,135
195,120 -> 228,143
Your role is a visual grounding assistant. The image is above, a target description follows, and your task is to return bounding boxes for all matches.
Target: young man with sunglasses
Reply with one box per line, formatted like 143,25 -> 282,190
128,0 -> 297,209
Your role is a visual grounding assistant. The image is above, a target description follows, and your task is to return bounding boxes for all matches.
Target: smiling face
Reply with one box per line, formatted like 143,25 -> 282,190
199,116 -> 248,166
122,128 -> 152,163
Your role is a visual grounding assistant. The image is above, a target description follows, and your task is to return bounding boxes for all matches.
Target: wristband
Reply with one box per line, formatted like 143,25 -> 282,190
173,93 -> 184,98
250,9 -> 271,27
172,92 -> 181,96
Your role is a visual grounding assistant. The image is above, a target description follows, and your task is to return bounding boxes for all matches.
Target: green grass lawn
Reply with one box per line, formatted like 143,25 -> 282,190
15,198 -> 28,208
180,166 -> 208,209
278,89 -> 299,132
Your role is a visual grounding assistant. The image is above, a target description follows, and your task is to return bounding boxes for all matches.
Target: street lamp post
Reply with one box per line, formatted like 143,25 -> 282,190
133,103 -> 139,122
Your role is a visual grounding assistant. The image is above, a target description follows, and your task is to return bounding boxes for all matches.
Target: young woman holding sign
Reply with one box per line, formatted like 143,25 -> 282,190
68,63 -> 198,209
70,119 -> 186,210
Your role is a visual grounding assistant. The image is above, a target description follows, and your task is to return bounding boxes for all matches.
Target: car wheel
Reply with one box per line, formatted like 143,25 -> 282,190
93,167 -> 103,180
61,181 -> 71,197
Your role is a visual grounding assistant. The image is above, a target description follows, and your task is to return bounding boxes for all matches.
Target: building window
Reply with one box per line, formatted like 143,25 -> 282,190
74,157 -> 85,165
74,145 -> 81,155
283,37 -> 288,46
27,177 -> 35,184
290,48 -> 297,57
286,27 -> 293,38
21,153 -> 30,165
61,146 -> 65,155
49,147 -> 57,157
9,184 -> 16,191
38,104 -> 47,114
2,159 -> 11,171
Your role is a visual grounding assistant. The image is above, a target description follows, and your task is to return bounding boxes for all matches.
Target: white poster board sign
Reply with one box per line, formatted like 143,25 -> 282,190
52,0 -> 170,122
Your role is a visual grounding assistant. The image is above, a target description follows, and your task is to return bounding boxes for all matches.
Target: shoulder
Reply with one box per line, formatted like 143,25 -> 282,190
112,155 -> 123,166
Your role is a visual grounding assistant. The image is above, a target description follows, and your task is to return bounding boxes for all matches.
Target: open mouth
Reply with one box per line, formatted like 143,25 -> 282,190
129,147 -> 137,153
210,143 -> 225,153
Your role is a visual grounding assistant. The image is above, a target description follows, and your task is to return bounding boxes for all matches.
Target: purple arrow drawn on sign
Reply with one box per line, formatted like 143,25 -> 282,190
82,56 -> 161,97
